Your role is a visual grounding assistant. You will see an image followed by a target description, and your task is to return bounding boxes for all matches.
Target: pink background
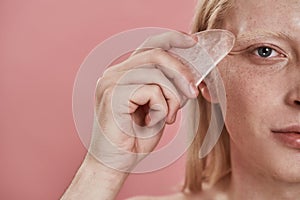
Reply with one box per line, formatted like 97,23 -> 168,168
0,0 -> 196,199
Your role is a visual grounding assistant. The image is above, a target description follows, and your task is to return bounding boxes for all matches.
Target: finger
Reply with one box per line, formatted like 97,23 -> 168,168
132,30 -> 197,55
97,66 -> 182,117
129,84 -> 168,127
96,67 -> 182,118
115,49 -> 199,98
111,84 -> 168,139
115,67 -> 182,123
98,30 -> 199,99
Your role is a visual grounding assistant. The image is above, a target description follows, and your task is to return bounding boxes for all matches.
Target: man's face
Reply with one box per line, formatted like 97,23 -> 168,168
218,0 -> 300,181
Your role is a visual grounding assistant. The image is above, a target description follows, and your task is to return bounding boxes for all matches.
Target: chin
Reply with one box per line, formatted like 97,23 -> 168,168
271,168 -> 300,183
265,147 -> 300,183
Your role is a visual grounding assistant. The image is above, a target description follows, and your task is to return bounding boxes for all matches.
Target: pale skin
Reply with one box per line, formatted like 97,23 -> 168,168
61,0 -> 300,199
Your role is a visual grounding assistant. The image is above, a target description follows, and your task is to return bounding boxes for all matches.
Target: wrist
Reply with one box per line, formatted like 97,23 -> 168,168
61,153 -> 129,200
83,152 -> 129,181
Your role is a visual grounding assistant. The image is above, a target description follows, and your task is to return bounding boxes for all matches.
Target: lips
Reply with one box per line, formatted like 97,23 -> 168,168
272,125 -> 300,149
272,125 -> 300,134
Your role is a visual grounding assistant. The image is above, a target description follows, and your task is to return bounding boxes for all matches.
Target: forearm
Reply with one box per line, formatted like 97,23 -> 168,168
61,153 -> 128,200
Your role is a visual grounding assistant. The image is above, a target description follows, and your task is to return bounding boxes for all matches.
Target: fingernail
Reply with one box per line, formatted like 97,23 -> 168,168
191,34 -> 198,42
145,114 -> 151,125
189,83 -> 198,97
171,114 -> 176,123
186,34 -> 197,43
178,30 -> 197,43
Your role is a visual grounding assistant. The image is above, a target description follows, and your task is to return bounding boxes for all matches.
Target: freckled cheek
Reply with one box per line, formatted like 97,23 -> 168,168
217,58 -> 280,109
217,59 -> 254,98
217,58 -> 264,102
220,80 -> 258,141
217,60 -> 266,132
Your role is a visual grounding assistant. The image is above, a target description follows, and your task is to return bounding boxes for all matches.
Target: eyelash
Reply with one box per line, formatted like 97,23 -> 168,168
253,46 -> 278,58
250,45 -> 286,59
229,43 -> 287,64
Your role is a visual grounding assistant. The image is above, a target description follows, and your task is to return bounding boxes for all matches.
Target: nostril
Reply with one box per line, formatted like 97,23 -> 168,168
295,100 -> 300,106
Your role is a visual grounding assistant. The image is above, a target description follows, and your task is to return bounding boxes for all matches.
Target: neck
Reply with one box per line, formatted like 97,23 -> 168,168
227,143 -> 300,200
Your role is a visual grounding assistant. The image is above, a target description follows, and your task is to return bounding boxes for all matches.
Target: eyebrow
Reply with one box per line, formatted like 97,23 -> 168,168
235,30 -> 293,45
229,30 -> 294,55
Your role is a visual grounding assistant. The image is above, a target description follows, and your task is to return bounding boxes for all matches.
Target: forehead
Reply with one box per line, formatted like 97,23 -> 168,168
223,0 -> 300,38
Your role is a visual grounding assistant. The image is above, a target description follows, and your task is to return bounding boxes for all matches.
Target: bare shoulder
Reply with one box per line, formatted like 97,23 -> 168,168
126,175 -> 230,200
125,180 -> 230,200
126,192 -> 201,200
125,193 -> 183,200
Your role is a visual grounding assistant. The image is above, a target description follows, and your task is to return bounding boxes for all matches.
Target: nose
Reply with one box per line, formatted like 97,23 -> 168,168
292,86 -> 300,108
295,99 -> 300,106
294,78 -> 300,107
286,90 -> 300,109
288,81 -> 300,110
286,76 -> 300,108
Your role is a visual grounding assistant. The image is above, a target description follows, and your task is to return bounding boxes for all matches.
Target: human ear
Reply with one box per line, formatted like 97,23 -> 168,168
198,82 -> 219,103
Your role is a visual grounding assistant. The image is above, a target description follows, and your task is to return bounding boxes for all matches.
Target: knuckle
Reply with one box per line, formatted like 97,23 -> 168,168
160,107 -> 168,118
143,36 -> 153,45
103,86 -> 114,99
95,76 -> 114,94
95,86 -> 113,110
96,76 -> 105,86
150,48 -> 165,57
175,64 -> 194,81
182,68 -> 194,80
95,77 -> 105,95
150,85 -> 162,96
103,66 -> 115,77
172,97 -> 181,109
161,30 -> 179,40
140,35 -> 158,49
169,30 -> 181,38
148,48 -> 168,62
174,102 -> 181,112
167,93 -> 181,111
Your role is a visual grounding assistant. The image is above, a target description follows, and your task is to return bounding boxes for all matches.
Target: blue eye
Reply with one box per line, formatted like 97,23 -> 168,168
255,46 -> 279,58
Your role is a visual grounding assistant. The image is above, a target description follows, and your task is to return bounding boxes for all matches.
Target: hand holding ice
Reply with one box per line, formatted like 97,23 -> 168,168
169,29 -> 235,86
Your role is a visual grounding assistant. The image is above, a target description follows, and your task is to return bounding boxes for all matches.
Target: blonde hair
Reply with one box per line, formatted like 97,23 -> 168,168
183,0 -> 233,192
